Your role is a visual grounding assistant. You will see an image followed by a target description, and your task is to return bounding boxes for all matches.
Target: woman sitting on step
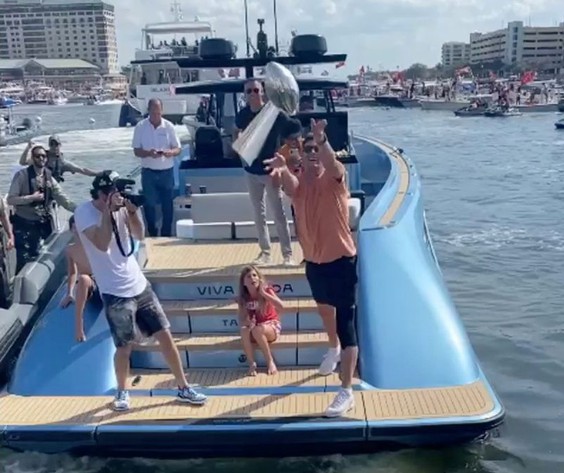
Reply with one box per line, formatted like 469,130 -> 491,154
237,265 -> 284,376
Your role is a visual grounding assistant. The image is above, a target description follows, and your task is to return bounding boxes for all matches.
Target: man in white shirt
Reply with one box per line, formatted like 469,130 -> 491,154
132,98 -> 181,237
73,171 -> 207,411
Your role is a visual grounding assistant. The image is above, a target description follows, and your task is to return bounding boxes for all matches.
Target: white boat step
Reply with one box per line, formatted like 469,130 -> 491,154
131,331 -> 329,370
142,239 -> 312,299
161,298 -> 323,333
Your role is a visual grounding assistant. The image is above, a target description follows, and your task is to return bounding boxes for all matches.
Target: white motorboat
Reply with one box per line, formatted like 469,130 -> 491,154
122,3 -> 223,125
420,94 -> 494,111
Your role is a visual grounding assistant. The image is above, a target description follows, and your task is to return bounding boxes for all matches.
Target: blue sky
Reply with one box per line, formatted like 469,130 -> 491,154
114,0 -> 564,74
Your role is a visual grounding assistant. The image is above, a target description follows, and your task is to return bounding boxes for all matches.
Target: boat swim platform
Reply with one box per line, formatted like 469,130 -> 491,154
128,367 -> 350,391
0,380 -> 493,427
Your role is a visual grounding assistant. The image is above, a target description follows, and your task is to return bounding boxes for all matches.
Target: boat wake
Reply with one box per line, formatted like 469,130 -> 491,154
437,225 -> 564,252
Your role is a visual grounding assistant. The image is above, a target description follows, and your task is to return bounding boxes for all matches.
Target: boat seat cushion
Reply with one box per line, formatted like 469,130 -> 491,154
176,219 -> 297,241
190,192 -> 293,224
184,193 -> 361,236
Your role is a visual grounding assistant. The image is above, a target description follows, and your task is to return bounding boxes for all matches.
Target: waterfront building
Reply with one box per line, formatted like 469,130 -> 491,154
0,0 -> 118,74
441,41 -> 471,68
441,21 -> 564,74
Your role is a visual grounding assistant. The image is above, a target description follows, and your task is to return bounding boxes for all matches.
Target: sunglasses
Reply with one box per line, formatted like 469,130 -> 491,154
304,145 -> 318,154
246,88 -> 259,94
33,153 -> 47,158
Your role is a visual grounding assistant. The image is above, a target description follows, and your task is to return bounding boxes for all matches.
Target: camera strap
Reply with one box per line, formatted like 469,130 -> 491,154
110,211 -> 134,258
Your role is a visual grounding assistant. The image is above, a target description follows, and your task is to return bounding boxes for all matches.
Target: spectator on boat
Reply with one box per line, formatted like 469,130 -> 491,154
273,118 -> 304,248
60,215 -> 96,343
299,94 -> 314,112
7,145 -> 76,273
233,79 -> 295,266
237,265 -> 283,376
277,117 -> 303,175
19,137 -> 100,183
132,97 -> 181,237
0,195 -> 14,252
264,119 -> 358,418
73,171 -> 207,411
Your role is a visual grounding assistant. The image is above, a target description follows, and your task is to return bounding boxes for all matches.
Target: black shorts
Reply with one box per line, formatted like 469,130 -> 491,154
305,256 -> 358,308
101,282 -> 170,348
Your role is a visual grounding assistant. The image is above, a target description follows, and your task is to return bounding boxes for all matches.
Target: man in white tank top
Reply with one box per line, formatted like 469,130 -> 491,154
73,171 -> 207,411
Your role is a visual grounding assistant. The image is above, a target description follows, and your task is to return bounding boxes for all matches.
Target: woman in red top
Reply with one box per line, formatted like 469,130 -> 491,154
237,265 -> 283,376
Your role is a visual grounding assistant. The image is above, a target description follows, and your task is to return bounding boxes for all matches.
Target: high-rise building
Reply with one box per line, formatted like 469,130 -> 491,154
0,0 -> 118,74
441,41 -> 471,67
468,21 -> 564,73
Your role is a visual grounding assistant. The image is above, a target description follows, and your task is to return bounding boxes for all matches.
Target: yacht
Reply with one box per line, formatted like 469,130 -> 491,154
0,26 -> 504,458
120,8 -> 225,126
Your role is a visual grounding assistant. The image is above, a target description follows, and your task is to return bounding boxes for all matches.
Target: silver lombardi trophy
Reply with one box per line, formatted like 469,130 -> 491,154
232,61 -> 300,167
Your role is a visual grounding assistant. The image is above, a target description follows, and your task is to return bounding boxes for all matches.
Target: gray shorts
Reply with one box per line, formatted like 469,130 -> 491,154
101,282 -> 171,348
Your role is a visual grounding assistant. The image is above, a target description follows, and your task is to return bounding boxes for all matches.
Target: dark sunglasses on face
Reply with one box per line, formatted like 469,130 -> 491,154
246,88 -> 259,94
304,145 -> 318,154
33,153 -> 47,158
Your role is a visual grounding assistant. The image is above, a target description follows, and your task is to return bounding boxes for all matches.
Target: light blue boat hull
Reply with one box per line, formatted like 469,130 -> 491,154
1,134 -> 504,457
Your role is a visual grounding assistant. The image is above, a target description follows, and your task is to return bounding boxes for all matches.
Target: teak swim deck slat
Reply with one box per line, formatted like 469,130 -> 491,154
0,381 -> 494,426
143,239 -> 305,282
133,331 -> 329,352
128,367 -> 346,390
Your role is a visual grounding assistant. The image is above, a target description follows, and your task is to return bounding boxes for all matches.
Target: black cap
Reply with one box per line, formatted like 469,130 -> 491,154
281,117 -> 302,140
49,134 -> 61,145
92,170 -> 120,191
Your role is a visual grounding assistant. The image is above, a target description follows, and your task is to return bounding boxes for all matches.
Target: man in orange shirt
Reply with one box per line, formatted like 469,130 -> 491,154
264,119 -> 358,418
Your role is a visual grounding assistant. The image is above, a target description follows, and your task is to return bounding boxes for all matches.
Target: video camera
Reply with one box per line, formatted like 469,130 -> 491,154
114,178 -> 145,208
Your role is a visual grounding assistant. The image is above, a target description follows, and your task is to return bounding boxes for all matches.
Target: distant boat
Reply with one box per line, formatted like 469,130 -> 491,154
555,118 -> 564,129
484,106 -> 522,117
0,97 -> 18,109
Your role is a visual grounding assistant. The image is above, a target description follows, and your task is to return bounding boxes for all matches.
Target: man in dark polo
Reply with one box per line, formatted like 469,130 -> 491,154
233,79 -> 295,266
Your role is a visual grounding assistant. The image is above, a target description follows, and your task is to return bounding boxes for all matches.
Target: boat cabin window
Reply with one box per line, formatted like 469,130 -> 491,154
131,64 -> 199,87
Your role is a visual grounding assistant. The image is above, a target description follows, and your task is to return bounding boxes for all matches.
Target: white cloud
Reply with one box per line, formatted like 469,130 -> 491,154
113,0 -> 564,73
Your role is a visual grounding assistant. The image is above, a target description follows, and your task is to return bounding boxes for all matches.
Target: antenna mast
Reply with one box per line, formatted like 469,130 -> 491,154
273,0 -> 279,54
244,0 -> 250,57
170,1 -> 183,22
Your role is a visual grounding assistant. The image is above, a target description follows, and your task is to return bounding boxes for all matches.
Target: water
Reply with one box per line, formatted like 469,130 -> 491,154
1,103 -> 563,472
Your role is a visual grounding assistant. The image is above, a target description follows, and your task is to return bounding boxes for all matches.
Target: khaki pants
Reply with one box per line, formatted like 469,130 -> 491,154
244,172 -> 293,258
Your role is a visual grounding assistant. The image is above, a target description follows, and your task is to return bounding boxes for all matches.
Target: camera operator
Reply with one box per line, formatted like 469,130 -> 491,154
7,145 -> 76,273
73,171 -> 207,411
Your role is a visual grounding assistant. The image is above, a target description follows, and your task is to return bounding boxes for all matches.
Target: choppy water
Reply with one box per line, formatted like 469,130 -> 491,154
1,103 -> 563,472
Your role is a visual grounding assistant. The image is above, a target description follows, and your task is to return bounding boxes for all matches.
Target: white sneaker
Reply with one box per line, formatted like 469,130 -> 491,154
112,390 -> 130,411
325,388 -> 355,418
318,347 -> 341,376
283,256 -> 297,266
253,252 -> 272,266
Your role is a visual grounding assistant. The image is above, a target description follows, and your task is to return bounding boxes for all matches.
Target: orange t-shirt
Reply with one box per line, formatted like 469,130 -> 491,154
291,162 -> 357,264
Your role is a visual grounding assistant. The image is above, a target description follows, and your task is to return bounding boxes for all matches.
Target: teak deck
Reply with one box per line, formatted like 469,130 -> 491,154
0,381 -> 493,426
143,239 -> 305,282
